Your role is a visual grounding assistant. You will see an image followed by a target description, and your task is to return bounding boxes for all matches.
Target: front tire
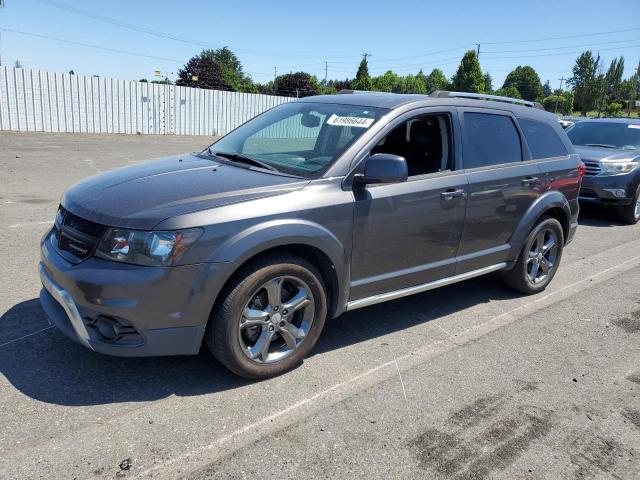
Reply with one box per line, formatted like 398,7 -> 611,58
207,254 -> 327,379
619,185 -> 640,225
500,217 -> 564,295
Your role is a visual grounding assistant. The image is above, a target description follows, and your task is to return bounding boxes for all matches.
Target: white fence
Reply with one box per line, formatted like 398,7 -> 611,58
0,66 -> 294,136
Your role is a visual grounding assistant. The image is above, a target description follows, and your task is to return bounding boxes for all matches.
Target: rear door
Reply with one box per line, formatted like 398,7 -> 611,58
455,108 -> 543,274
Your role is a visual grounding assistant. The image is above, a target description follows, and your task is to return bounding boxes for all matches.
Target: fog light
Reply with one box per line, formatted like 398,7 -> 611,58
603,188 -> 627,198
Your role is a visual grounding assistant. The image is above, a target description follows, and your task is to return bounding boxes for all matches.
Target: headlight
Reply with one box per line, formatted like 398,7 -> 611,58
95,228 -> 202,266
599,161 -> 639,176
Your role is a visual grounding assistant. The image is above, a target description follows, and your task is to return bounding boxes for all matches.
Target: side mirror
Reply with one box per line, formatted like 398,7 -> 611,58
355,153 -> 408,186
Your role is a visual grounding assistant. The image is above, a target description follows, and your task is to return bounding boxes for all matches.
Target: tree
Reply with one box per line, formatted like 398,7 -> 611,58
425,68 -> 449,93
14,60 -> 22,69
605,102 -> 623,117
604,56 -> 625,102
176,53 -> 227,90
273,72 -> 319,97
542,80 -> 552,97
495,85 -> 521,99
352,57 -> 373,91
451,50 -> 484,93
568,51 -> 601,116
372,70 -> 404,92
483,73 -> 493,93
403,74 -> 427,94
502,65 -> 542,101
202,47 -> 256,92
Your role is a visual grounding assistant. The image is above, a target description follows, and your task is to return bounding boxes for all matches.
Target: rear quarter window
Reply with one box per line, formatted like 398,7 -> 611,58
518,118 -> 568,159
462,112 -> 522,168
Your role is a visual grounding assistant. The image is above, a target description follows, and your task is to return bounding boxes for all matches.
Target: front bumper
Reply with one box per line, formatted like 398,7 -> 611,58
39,229 -> 231,357
579,174 -> 638,206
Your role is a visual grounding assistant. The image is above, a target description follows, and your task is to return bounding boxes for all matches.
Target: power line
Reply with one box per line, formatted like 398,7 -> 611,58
31,0 -> 361,61
484,37 -> 640,54
482,43 -> 640,60
483,26 -> 640,45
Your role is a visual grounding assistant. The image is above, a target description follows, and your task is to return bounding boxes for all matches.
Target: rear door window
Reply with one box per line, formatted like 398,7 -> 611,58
462,112 -> 522,169
518,118 -> 568,159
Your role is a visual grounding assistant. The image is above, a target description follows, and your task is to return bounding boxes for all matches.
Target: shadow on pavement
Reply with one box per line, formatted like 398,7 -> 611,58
578,204 -> 627,227
1,276 -> 519,407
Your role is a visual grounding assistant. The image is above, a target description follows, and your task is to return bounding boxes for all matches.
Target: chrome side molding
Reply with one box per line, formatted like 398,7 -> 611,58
346,263 -> 507,311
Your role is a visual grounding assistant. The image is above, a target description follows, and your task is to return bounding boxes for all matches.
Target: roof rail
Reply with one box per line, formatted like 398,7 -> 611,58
430,90 -> 545,110
337,89 -> 392,95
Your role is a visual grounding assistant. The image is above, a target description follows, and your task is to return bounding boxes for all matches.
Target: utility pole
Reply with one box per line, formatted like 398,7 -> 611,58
324,61 -> 328,85
476,43 -> 481,59
273,66 -> 277,94
554,77 -> 565,114
362,52 -> 371,62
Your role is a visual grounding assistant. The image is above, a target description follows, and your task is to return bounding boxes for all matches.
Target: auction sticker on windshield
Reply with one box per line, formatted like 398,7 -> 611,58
326,114 -> 375,128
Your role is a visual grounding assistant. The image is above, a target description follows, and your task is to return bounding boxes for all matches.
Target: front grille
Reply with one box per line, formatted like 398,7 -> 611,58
54,206 -> 107,262
583,160 -> 602,176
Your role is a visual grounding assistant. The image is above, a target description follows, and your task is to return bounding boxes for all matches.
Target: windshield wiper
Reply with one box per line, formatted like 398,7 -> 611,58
583,143 -> 617,149
206,149 -> 279,172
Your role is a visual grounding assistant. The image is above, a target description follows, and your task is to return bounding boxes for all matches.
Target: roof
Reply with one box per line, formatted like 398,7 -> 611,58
295,91 -> 556,122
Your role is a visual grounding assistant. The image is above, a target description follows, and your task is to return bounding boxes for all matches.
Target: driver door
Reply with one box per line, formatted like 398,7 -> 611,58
349,108 -> 468,301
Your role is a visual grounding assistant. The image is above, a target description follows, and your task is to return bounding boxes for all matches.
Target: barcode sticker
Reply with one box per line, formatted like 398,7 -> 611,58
326,114 -> 375,128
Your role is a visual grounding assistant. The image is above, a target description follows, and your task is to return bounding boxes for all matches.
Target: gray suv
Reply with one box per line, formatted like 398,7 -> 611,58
39,91 -> 583,378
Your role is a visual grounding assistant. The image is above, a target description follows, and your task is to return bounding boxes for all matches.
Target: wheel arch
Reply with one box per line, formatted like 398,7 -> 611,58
208,220 -> 349,319
508,191 -> 571,261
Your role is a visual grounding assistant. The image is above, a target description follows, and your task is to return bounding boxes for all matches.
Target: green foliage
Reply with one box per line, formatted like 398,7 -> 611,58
605,101 -> 623,117
542,80 -> 552,97
604,56 -> 625,102
202,47 -> 257,93
542,95 -> 564,112
273,72 -> 319,97
568,51 -> 602,116
425,68 -> 449,93
495,85 -> 521,99
352,57 -> 373,91
502,65 -> 542,101
451,50 -> 484,93
562,91 -> 574,116
483,73 -> 493,93
176,53 -> 226,90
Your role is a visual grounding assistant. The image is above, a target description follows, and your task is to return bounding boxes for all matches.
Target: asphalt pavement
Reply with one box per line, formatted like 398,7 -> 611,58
0,132 -> 638,480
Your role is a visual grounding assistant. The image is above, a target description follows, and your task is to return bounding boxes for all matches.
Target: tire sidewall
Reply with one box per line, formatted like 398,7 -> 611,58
213,258 -> 327,379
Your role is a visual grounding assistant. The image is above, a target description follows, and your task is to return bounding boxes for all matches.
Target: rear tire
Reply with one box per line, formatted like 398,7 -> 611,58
207,254 -> 327,379
500,217 -> 564,295
619,186 -> 640,225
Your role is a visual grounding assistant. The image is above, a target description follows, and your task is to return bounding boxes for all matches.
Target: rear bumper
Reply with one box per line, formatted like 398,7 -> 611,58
39,228 -> 232,357
579,174 -> 638,206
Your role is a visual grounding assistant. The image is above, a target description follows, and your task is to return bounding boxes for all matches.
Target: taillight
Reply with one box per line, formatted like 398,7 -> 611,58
577,161 -> 586,178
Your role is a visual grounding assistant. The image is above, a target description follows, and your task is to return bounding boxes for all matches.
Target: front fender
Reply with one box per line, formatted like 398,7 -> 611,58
508,191 -> 571,261
209,219 -> 349,316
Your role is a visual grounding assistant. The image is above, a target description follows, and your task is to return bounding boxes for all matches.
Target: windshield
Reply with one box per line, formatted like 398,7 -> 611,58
206,102 -> 386,177
567,121 -> 640,150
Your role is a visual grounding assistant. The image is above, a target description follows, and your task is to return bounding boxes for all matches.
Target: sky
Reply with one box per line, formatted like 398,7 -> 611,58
0,0 -> 639,90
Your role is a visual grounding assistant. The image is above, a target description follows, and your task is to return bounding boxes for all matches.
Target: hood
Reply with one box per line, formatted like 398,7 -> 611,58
62,154 -> 309,229
574,145 -> 640,163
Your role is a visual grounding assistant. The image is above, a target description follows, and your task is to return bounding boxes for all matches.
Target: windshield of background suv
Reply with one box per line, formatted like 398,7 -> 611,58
567,121 -> 640,150
206,102 -> 386,177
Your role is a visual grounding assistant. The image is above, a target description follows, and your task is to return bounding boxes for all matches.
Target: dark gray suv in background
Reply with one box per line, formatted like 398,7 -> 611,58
40,91 -> 584,378
567,118 -> 640,224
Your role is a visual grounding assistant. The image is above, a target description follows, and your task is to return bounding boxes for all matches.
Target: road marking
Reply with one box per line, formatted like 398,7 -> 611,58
394,356 -> 408,402
135,254 -> 640,479
0,325 -> 55,348
6,220 -> 53,229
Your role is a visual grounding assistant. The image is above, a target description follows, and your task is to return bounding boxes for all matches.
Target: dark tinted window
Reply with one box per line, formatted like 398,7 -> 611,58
463,113 -> 522,168
567,121 -> 640,149
518,118 -> 568,159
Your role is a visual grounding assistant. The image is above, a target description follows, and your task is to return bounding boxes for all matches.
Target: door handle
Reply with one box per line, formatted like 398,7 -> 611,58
441,188 -> 466,200
521,176 -> 539,186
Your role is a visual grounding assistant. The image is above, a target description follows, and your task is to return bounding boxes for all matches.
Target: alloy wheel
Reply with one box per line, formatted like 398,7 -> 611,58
238,276 -> 315,364
526,229 -> 559,285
